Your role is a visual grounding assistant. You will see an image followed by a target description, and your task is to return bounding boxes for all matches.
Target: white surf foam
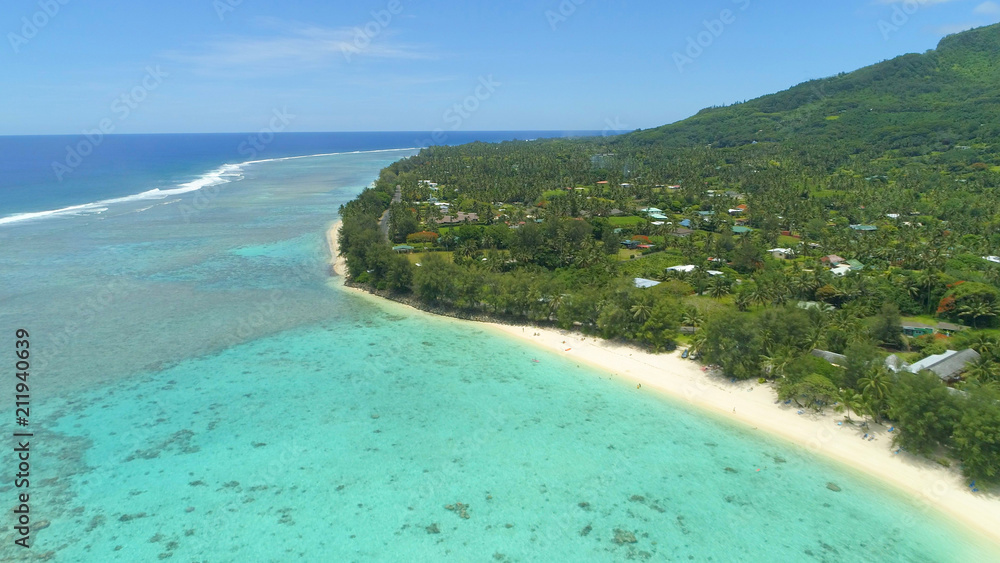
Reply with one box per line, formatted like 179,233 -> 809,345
0,147 -> 420,227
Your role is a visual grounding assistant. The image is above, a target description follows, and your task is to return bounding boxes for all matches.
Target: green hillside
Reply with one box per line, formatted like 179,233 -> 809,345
627,23 -> 1000,168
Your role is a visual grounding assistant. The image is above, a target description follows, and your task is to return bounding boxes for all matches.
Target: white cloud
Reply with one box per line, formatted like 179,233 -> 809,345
974,1 -> 1000,14
161,22 -> 434,75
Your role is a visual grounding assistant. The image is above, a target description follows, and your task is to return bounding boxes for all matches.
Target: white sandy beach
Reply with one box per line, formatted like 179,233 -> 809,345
326,221 -> 347,277
325,221 -> 1000,549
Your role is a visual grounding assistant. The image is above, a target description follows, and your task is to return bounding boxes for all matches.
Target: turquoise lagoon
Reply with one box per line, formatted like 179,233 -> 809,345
0,146 -> 997,562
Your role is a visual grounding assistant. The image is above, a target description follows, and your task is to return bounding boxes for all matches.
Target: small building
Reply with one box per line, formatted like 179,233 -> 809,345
732,226 -> 752,235
679,219 -> 692,228
621,240 -> 640,250
667,265 -> 697,274
768,248 -> 793,259
850,224 -> 878,232
634,278 -> 662,289
905,349 -> 981,383
640,207 -> 664,214
845,259 -> 865,271
830,265 -> 852,277
672,227 -> 694,237
902,322 -> 935,337
822,255 -> 846,266
393,245 -> 415,254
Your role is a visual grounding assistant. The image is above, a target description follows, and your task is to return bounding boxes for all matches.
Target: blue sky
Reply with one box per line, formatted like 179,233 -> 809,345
3,0 -> 999,134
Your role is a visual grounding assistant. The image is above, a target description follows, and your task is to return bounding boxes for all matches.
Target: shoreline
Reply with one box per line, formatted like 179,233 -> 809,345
325,221 -> 1000,550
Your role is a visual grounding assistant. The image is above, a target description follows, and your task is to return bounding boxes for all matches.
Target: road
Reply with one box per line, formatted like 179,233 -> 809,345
379,185 -> 402,242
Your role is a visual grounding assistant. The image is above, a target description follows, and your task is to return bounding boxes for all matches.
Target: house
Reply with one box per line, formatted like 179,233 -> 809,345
849,224 -> 878,232
672,227 -> 694,237
901,349 -> 982,383
845,259 -> 865,271
667,265 -> 697,274
768,248 -> 794,259
621,240 -> 640,250
732,226 -> 752,235
679,219 -> 692,228
822,255 -> 846,266
902,322 -> 935,337
830,265 -> 852,277
437,212 -> 479,225
634,278 -> 662,289
984,256 -> 1000,264
392,245 -> 415,254
640,207 -> 664,214
649,213 -> 669,221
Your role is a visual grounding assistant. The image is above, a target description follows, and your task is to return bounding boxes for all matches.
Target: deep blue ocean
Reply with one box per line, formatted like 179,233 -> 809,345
0,133 -> 997,561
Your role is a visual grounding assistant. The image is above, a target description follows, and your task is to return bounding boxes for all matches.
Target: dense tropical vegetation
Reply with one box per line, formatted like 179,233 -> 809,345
339,24 -> 1000,484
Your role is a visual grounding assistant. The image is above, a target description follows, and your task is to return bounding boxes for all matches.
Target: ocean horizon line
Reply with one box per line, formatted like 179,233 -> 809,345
0,130 -> 603,139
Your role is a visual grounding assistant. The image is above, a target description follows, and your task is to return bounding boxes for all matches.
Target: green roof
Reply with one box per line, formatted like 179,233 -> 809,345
850,224 -> 877,231
393,245 -> 415,251
846,259 -> 865,270
732,226 -> 752,234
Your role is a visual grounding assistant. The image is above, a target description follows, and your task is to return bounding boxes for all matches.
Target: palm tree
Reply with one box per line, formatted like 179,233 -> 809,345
957,299 -> 998,329
966,333 -> 1000,358
681,307 -> 704,328
858,366 -> 891,420
835,389 -> 865,423
630,302 -> 653,324
688,330 -> 708,357
749,284 -> 771,307
709,276 -> 731,299
734,291 -> 752,312
963,355 -> 999,385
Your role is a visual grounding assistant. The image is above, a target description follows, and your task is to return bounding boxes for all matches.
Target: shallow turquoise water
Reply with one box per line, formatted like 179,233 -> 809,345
1,150 -> 997,562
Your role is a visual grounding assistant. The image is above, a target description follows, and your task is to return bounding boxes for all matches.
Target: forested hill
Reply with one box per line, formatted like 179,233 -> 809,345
626,23 -> 1000,164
